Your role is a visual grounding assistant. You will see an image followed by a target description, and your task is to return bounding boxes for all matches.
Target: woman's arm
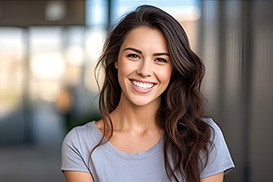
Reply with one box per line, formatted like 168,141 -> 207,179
64,171 -> 94,182
201,172 -> 224,182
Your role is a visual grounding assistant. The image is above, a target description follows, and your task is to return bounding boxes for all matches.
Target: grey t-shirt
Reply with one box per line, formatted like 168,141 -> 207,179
61,118 -> 234,181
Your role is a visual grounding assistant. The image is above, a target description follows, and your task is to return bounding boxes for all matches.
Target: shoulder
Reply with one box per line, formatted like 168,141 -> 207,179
202,117 -> 224,141
201,117 -> 229,151
62,121 -> 101,153
61,121 -> 102,173
202,117 -> 220,131
200,118 -> 235,178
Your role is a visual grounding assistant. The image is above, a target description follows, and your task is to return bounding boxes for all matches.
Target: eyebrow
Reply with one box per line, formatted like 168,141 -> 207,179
123,47 -> 170,57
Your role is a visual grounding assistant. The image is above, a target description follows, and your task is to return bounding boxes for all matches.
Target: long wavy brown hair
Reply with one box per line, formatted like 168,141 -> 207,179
94,5 -> 212,182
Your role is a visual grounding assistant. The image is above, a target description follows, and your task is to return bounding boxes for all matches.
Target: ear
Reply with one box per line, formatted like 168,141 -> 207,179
171,70 -> 174,76
114,61 -> 118,69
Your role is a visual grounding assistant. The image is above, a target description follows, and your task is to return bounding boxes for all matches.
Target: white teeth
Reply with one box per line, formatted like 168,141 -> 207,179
132,81 -> 154,89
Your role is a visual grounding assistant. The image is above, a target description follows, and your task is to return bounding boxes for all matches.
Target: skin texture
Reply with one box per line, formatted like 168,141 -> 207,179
64,26 -> 224,182
201,172 -> 224,182
64,172 -> 94,182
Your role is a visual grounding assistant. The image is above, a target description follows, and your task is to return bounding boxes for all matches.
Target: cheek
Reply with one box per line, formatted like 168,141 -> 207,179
158,68 -> 173,83
118,60 -> 136,77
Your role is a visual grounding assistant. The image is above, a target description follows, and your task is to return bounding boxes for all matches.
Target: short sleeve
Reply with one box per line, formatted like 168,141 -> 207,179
200,118 -> 235,178
61,128 -> 90,173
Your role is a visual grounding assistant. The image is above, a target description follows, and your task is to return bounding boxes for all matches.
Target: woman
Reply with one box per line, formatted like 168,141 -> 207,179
61,5 -> 234,182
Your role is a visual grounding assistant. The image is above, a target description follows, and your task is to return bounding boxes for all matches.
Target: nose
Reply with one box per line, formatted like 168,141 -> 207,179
136,60 -> 152,77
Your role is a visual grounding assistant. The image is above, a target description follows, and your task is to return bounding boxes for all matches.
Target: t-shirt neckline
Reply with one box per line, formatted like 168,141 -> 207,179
89,121 -> 163,160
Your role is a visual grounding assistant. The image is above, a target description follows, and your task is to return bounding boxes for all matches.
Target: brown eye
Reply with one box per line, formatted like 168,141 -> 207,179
155,58 -> 167,63
127,54 -> 140,59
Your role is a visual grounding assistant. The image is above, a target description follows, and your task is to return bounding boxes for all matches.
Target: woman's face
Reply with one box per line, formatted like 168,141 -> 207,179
115,26 -> 173,108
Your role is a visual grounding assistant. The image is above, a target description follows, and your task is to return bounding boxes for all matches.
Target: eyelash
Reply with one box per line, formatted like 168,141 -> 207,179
126,54 -> 168,64
155,58 -> 167,63
127,54 -> 140,59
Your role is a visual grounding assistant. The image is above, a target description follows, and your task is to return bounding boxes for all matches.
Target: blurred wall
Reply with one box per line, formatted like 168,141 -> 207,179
200,1 -> 273,181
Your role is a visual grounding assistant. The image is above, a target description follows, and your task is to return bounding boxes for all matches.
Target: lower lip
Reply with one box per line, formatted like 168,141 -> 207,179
131,82 -> 155,94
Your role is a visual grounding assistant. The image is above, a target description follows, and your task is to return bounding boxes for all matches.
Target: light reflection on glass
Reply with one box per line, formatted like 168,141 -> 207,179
31,52 -> 65,80
85,28 -> 106,59
0,28 -> 24,119
84,28 -> 106,92
66,45 -> 84,66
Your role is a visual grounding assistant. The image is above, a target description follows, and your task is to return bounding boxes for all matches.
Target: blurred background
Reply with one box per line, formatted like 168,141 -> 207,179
0,0 -> 272,181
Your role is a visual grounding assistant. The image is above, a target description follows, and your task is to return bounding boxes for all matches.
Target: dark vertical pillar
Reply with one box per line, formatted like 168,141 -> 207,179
23,28 -> 32,144
217,1 -> 226,118
106,0 -> 112,31
241,1 -> 252,181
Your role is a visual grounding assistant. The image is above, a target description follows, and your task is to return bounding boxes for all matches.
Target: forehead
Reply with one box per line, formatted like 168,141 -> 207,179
121,26 -> 168,51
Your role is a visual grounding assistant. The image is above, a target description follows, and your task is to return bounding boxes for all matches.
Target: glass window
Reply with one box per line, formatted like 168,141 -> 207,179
0,28 -> 24,119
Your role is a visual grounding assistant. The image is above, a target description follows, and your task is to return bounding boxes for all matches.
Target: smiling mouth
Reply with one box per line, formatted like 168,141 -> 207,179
131,80 -> 155,89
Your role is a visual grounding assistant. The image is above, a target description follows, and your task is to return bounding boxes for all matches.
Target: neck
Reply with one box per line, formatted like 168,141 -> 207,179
110,94 -> 160,132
